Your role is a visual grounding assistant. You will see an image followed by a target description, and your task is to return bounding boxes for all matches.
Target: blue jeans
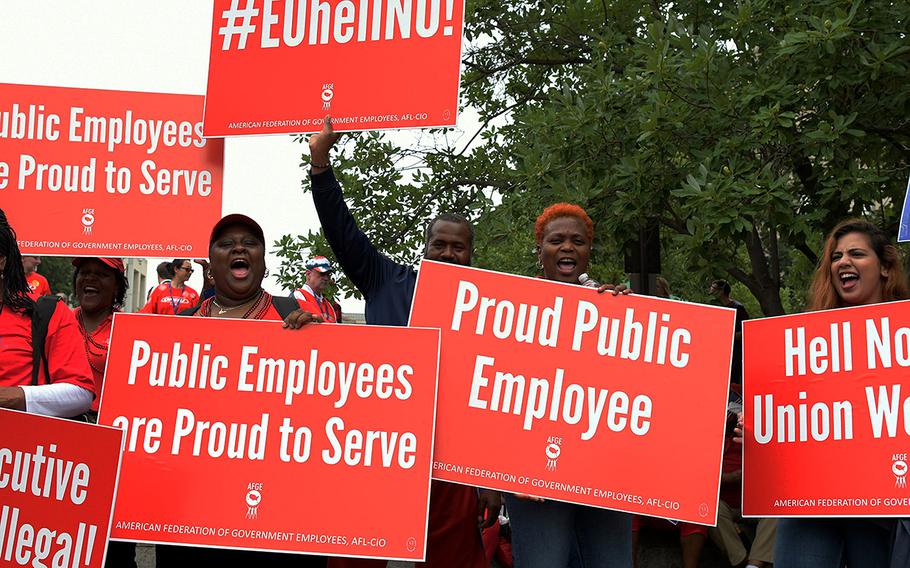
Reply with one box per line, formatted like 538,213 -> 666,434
505,495 -> 632,568
774,518 -> 892,568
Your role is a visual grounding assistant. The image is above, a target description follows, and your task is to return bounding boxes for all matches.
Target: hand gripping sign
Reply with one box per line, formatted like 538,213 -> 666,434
203,0 -> 466,136
409,261 -> 735,525
0,409 -> 124,568
743,301 -> 910,517
98,314 -> 439,561
0,83 -> 224,257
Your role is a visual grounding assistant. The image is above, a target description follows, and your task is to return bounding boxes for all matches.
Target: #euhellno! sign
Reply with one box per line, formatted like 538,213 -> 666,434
0,408 -> 124,568
409,260 -> 735,525
744,301 -> 910,516
98,313 -> 439,561
203,0 -> 466,136
0,83 -> 224,257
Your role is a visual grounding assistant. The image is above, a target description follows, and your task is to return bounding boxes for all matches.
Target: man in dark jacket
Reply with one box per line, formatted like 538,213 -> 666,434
308,117 -> 500,568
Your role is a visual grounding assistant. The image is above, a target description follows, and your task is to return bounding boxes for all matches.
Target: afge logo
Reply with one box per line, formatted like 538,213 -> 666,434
245,482 -> 263,519
81,208 -> 95,235
545,436 -> 562,472
893,454 -> 908,488
321,83 -> 334,110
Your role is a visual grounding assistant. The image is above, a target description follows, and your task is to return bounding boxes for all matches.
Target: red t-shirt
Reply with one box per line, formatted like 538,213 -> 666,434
0,301 -> 95,394
140,282 -> 199,315
26,272 -> 52,298
293,287 -> 337,323
73,307 -> 113,411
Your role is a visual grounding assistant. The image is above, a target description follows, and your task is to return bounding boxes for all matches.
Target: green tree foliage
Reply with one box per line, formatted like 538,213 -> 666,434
36,257 -> 74,299
278,0 -> 910,315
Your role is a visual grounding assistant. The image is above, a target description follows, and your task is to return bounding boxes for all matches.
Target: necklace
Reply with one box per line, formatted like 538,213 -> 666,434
210,289 -> 266,316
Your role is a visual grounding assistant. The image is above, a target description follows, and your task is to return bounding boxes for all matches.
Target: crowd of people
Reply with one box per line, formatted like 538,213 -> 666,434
1,114 -> 908,568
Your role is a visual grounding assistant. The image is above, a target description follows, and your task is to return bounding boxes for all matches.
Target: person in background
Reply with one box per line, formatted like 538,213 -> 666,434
308,116 -> 500,568
505,203 -> 631,568
772,219 -> 907,567
72,256 -> 136,566
0,208 -> 94,417
710,279 -> 749,383
294,255 -> 338,322
710,386 -> 776,568
72,257 -> 128,418
147,260 -> 172,300
23,255 -> 52,298
140,258 -> 198,315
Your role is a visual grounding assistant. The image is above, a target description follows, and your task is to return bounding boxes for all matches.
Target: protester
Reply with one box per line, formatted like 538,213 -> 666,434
154,213 -> 323,567
72,257 -> 128,417
0,208 -> 94,417
710,279 -> 749,383
22,255 -> 52,297
146,260 -> 172,300
72,256 -> 137,565
308,116 -> 500,568
504,203 -> 632,567
140,258 -> 198,314
294,255 -> 339,322
770,219 -> 908,567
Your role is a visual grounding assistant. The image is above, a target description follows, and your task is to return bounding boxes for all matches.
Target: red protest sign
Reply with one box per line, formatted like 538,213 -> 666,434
409,261 -> 734,525
203,0 -> 465,136
98,313 -> 439,561
0,409 -> 123,568
0,83 -> 223,257
743,301 -> 910,517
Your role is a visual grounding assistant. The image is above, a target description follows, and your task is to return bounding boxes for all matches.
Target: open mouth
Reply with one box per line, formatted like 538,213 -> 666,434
230,258 -> 251,279
81,285 -> 100,297
839,272 -> 859,291
556,258 -> 577,275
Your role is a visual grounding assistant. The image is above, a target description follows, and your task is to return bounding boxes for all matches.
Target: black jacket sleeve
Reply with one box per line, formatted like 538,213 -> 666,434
310,168 -> 398,299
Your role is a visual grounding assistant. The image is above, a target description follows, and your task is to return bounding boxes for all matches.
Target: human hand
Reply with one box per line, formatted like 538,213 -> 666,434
597,283 -> 631,296
282,309 -> 324,329
308,116 -> 340,173
512,493 -> 545,502
477,489 -> 503,529
733,411 -> 744,444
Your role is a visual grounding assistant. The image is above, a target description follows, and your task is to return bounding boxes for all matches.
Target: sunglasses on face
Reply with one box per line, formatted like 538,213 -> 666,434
180,266 -> 194,273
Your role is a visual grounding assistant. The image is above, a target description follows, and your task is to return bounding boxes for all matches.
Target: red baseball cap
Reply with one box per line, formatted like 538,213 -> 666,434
209,213 -> 265,247
72,257 -> 125,274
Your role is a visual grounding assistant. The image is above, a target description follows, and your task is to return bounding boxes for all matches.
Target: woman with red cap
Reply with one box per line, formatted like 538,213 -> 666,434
155,213 -> 324,567
71,257 -> 129,418
72,256 -> 139,568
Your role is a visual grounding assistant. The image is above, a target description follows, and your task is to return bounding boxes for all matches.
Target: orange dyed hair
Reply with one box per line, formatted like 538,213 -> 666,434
534,203 -> 595,244
808,218 -> 909,310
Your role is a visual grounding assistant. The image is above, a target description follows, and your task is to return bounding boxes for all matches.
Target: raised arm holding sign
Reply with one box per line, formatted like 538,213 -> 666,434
308,121 -> 498,568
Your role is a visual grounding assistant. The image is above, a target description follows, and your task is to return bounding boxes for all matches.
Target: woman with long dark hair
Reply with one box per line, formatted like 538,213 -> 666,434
773,219 -> 908,567
0,208 -> 94,416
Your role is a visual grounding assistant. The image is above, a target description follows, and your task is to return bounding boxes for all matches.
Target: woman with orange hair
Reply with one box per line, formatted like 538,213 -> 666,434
504,203 -> 632,567
772,218 -> 907,567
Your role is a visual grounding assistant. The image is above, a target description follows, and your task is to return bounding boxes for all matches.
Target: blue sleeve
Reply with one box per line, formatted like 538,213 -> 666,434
310,168 -> 401,298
